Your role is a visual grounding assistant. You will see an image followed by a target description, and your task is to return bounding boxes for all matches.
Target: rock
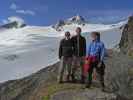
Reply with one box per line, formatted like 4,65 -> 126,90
52,20 -> 65,31
105,52 -> 133,100
119,16 -> 133,56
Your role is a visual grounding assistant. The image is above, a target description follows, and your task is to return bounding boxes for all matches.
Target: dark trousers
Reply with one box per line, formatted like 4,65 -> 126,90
87,61 -> 105,88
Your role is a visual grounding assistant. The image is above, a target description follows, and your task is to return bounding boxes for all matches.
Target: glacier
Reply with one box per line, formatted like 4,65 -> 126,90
0,19 -> 127,83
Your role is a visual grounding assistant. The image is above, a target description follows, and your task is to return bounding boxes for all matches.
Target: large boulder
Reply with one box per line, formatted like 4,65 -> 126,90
119,16 -> 133,56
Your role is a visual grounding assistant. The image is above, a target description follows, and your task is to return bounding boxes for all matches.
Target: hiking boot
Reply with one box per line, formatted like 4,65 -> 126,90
66,75 -> 71,82
85,84 -> 91,88
81,75 -> 85,84
58,81 -> 63,84
71,74 -> 76,83
58,78 -> 63,84
101,87 -> 106,92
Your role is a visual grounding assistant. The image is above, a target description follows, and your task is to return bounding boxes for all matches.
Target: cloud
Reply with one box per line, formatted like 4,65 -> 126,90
16,10 -> 35,16
10,2 -> 36,16
10,3 -> 18,10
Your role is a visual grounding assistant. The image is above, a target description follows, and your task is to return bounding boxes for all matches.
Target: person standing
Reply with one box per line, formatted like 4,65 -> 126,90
58,31 -> 73,83
71,27 -> 86,83
86,32 -> 105,91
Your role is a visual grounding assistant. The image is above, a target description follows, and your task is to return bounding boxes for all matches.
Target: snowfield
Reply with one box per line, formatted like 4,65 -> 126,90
0,20 -> 127,83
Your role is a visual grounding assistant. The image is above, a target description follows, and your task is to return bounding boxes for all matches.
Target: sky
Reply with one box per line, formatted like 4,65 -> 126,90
0,0 -> 132,26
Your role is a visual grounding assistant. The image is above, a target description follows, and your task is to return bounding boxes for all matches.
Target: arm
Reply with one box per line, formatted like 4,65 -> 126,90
87,42 -> 91,56
83,38 -> 86,56
71,37 -> 75,56
59,40 -> 63,59
100,43 -> 105,62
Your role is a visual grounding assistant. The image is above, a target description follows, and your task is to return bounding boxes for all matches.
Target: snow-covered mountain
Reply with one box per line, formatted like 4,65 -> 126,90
0,16 -> 127,83
1,21 -> 26,29
52,15 -> 86,30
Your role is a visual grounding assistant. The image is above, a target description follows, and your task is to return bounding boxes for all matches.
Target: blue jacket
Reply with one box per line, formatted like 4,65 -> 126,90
87,39 -> 105,61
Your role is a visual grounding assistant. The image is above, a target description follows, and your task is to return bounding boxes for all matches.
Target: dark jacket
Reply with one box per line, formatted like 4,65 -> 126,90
59,38 -> 73,59
72,35 -> 86,57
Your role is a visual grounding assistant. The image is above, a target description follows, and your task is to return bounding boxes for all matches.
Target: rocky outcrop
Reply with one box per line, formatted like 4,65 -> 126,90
52,20 -> 65,31
119,16 -> 133,56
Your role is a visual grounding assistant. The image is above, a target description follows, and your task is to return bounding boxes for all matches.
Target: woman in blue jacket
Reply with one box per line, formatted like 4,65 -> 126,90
86,32 -> 105,91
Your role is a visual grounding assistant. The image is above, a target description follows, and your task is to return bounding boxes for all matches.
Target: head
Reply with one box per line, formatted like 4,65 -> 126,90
65,31 -> 71,39
91,32 -> 100,41
76,27 -> 82,36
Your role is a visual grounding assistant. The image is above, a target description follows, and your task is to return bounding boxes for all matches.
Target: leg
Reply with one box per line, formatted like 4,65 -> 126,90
66,57 -> 72,82
100,62 -> 105,90
80,57 -> 85,83
58,57 -> 66,83
96,62 -> 105,90
86,62 -> 94,88
71,56 -> 77,82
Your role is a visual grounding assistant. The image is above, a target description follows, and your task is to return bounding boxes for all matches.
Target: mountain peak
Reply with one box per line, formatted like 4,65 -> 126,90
52,15 -> 86,31
67,15 -> 86,23
1,16 -> 26,29
1,21 -> 26,29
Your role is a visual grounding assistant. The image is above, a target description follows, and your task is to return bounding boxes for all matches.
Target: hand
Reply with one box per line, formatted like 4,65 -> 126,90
97,62 -> 102,68
59,56 -> 62,60
82,56 -> 86,60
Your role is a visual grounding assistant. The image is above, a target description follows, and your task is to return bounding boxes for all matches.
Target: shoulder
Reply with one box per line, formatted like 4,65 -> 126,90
99,41 -> 105,47
72,36 -> 76,39
80,35 -> 86,40
71,36 -> 76,40
60,38 -> 65,43
89,41 -> 93,46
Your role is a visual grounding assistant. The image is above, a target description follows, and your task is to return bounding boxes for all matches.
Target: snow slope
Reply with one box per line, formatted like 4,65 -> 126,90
0,19 -> 127,83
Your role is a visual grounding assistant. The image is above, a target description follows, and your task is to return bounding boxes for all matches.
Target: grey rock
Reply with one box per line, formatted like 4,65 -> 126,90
119,16 -> 133,55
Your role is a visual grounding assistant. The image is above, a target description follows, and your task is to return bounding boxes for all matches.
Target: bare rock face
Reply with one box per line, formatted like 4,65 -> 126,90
119,16 -> 133,56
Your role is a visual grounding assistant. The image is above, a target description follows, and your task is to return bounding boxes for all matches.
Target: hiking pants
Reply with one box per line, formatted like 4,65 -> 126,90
72,56 -> 85,81
58,56 -> 72,82
87,61 -> 105,88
